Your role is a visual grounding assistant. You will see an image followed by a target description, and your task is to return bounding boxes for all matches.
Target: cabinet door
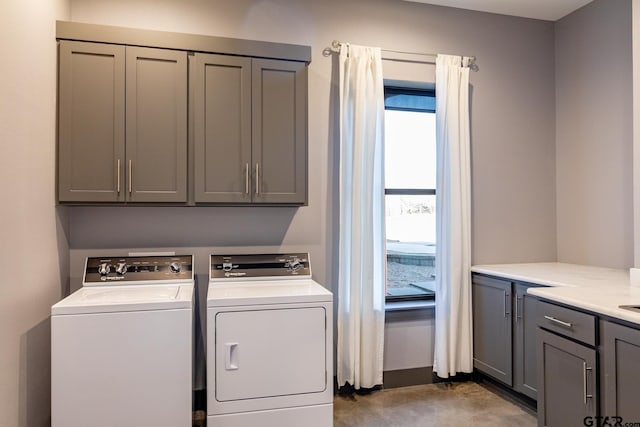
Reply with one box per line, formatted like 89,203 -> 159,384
537,328 -> 597,427
514,283 -> 538,400
600,320 -> 640,421
58,41 -> 125,202
472,275 -> 512,386
193,53 -> 252,203
126,47 -> 187,202
252,59 -> 307,204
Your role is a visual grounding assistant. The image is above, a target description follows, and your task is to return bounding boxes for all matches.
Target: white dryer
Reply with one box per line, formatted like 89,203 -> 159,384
51,255 -> 194,427
207,253 -> 333,427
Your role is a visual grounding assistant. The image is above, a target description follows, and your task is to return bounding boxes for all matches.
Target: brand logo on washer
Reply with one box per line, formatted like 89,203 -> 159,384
104,276 -> 125,281
225,272 -> 247,277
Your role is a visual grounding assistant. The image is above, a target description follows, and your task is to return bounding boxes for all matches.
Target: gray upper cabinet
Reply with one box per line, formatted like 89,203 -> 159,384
193,54 -> 252,203
126,47 -> 187,202
251,59 -> 307,204
58,41 -> 187,203
600,319 -> 640,420
58,41 -> 125,202
57,21 -> 310,205
193,54 -> 307,204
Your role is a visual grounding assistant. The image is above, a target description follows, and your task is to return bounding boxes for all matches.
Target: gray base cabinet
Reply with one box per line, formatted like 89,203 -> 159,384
473,275 -> 513,385
536,300 -> 598,427
537,329 -> 597,427
193,54 -> 307,204
514,283 -> 538,399
472,274 -> 538,399
58,41 -> 187,203
600,319 -> 640,421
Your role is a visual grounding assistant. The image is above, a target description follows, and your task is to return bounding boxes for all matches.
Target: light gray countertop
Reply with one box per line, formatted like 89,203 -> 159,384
471,262 -> 640,325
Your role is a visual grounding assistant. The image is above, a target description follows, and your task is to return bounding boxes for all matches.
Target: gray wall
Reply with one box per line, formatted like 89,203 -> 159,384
0,1 -> 71,426
66,0 -> 558,372
555,0 -> 633,269
67,0 -> 558,282
634,1 -> 640,268
65,0 -> 558,371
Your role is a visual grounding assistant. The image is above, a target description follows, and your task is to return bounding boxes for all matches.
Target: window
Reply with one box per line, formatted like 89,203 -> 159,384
384,86 -> 436,302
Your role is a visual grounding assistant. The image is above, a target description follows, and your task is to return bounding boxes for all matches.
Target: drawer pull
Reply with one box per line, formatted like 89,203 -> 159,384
544,315 -> 573,328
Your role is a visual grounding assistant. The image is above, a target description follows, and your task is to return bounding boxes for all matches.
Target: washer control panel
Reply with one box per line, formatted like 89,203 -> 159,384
210,253 -> 311,280
84,255 -> 193,285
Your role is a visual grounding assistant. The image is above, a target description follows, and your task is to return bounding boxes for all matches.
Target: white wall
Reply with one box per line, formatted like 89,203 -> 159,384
555,0 -> 633,269
0,1 -> 70,426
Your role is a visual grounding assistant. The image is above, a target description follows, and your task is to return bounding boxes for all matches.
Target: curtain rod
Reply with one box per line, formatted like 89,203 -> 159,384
323,40 -> 477,67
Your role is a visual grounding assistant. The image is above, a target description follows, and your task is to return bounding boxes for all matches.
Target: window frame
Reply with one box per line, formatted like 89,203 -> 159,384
384,85 -> 437,303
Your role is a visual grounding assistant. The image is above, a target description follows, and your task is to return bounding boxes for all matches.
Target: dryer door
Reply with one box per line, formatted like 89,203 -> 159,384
215,306 -> 327,401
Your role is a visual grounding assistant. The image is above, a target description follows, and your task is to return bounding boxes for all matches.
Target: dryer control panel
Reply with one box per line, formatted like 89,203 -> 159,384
210,253 -> 311,280
84,255 -> 193,285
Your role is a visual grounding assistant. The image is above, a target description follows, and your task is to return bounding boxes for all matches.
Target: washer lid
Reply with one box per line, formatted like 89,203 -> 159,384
51,284 -> 193,315
207,279 -> 332,307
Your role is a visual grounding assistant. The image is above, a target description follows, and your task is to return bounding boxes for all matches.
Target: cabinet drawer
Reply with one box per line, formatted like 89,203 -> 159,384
537,300 -> 596,346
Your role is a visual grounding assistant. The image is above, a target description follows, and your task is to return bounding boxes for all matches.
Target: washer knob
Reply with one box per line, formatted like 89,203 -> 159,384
98,263 -> 111,276
288,258 -> 303,272
115,262 -> 128,275
169,262 -> 182,273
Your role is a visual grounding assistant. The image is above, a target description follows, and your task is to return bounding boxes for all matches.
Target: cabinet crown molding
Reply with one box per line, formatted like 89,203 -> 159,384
56,20 -> 311,64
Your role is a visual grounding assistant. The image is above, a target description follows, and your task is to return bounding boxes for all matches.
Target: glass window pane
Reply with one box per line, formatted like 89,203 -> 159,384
384,110 -> 436,189
385,194 -> 436,299
385,93 -> 435,111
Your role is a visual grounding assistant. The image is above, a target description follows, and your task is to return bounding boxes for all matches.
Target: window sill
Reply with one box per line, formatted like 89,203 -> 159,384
385,299 -> 436,312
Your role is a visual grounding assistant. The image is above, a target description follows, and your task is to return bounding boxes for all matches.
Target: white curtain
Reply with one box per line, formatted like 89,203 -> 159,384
337,44 -> 386,390
433,54 -> 473,378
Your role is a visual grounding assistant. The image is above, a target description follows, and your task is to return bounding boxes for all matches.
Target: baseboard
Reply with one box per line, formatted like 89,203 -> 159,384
382,367 -> 435,389
334,366 -> 473,391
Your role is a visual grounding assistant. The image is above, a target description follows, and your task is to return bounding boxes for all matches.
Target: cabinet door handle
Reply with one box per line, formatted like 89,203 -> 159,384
116,159 -> 121,194
543,315 -> 573,328
516,295 -> 522,322
583,363 -> 593,405
255,163 -> 259,195
504,292 -> 510,318
128,160 -> 132,195
245,163 -> 249,194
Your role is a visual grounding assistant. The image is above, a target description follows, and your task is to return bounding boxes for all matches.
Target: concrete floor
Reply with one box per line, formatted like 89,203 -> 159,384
334,382 -> 537,427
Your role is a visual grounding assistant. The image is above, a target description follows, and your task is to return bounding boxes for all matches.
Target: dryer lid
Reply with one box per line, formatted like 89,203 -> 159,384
207,279 -> 332,307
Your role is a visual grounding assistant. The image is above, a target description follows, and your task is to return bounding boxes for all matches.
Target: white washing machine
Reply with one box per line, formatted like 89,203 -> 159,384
51,255 -> 194,427
207,253 -> 333,427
